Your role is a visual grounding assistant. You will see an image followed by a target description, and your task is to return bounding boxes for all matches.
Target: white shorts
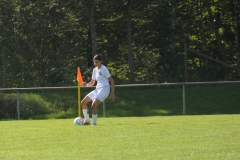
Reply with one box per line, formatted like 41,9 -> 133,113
87,87 -> 110,102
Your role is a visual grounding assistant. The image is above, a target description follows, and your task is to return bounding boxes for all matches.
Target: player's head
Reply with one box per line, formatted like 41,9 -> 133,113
93,54 -> 103,61
93,54 -> 103,68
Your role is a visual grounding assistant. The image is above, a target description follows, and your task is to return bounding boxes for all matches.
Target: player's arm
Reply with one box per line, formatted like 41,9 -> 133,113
87,80 -> 96,86
108,77 -> 116,100
82,80 -> 95,87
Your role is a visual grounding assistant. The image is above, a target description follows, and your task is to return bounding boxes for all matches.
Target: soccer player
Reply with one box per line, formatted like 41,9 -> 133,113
81,54 -> 116,126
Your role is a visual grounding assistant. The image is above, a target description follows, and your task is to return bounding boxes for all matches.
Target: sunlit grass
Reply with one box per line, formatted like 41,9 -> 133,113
1,115 -> 240,159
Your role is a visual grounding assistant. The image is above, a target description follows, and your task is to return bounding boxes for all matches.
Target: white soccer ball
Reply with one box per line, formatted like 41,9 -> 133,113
73,117 -> 84,125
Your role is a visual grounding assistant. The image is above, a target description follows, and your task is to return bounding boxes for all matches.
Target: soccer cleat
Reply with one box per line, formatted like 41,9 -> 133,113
83,120 -> 91,125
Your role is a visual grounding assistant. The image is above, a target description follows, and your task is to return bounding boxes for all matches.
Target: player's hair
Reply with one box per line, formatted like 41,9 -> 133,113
93,54 -> 103,61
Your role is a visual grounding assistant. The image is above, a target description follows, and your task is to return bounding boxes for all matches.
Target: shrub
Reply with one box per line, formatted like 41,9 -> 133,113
19,94 -> 51,119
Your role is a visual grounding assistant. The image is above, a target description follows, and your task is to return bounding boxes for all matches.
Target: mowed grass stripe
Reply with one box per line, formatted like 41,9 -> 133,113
0,115 -> 240,160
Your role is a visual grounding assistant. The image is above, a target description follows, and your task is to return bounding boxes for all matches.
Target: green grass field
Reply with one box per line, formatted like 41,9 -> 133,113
1,115 -> 240,160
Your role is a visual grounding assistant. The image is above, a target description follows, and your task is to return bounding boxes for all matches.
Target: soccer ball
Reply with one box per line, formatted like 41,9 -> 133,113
73,117 -> 84,125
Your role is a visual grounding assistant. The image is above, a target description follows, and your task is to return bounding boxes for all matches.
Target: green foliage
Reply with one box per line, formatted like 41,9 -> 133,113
107,62 -> 130,84
19,93 -> 52,119
0,0 -> 240,87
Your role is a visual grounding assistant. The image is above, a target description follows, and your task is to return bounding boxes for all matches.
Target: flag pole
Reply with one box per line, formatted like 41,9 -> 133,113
78,80 -> 81,117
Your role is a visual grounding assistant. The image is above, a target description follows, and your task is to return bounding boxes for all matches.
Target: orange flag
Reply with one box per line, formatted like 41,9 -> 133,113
77,67 -> 83,85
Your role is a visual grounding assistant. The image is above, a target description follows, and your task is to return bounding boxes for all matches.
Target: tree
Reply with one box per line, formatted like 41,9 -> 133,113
205,0 -> 226,61
234,0 -> 240,73
83,0 -> 97,66
0,0 -> 239,87
171,0 -> 176,75
127,0 -> 134,83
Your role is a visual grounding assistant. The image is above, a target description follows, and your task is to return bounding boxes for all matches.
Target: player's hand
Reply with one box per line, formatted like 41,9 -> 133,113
82,82 -> 87,87
110,93 -> 116,101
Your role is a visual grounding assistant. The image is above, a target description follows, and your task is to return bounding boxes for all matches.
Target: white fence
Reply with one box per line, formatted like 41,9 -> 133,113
1,81 -> 240,119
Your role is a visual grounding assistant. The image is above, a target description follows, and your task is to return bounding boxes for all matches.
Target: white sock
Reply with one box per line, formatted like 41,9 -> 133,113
82,109 -> 89,121
92,114 -> 98,125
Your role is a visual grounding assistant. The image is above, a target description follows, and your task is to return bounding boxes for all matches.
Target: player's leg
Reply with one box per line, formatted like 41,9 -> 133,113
81,90 -> 98,124
91,88 -> 110,126
91,99 -> 102,114
81,96 -> 92,109
81,96 -> 92,124
91,99 -> 102,125
81,89 -> 99,125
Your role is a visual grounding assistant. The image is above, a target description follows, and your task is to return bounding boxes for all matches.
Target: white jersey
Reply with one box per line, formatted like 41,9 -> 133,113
92,65 -> 111,89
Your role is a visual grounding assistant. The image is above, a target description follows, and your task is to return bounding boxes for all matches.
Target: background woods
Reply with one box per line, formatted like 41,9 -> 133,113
0,0 -> 240,88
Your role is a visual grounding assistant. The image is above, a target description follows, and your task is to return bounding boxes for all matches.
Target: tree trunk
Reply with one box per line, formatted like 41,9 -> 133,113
2,48 -> 8,88
89,0 -> 97,58
206,1 -> 226,61
171,0 -> 176,72
83,0 -> 97,64
237,29 -> 240,75
127,0 -> 134,83
234,0 -> 240,74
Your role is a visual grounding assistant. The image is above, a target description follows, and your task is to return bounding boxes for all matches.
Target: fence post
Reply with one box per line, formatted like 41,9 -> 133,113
182,84 -> 186,115
103,100 -> 106,117
17,90 -> 20,120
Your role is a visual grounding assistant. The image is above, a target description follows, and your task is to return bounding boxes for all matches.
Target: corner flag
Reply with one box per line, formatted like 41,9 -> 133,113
77,67 -> 83,85
76,67 -> 83,117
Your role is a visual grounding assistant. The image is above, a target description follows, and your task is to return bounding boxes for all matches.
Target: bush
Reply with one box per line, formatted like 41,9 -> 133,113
20,94 -> 52,119
0,89 -> 82,120
0,93 -> 53,120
